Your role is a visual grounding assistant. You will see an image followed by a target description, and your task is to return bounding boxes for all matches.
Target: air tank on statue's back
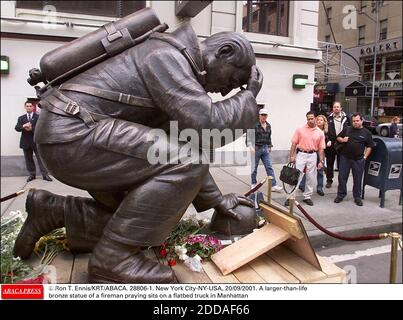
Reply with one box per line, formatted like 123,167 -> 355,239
27,7 -> 168,88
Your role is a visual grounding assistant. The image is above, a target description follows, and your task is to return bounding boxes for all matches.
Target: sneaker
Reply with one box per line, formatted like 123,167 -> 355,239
334,196 -> 343,203
317,190 -> 325,196
271,185 -> 283,193
325,182 -> 332,188
26,176 -> 35,182
354,198 -> 363,206
302,198 -> 314,206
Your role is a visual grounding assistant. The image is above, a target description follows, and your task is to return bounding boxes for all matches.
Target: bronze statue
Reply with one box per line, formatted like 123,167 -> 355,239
14,19 -> 262,283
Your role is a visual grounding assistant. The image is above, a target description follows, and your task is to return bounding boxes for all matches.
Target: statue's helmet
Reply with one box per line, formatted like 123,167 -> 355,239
210,203 -> 258,237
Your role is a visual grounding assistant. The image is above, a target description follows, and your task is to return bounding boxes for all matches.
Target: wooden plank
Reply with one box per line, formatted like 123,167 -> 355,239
311,275 -> 345,283
71,254 -> 90,284
267,246 -> 327,283
317,256 -> 346,283
172,262 -> 212,284
203,261 -> 240,283
248,255 -> 300,283
211,224 -> 291,275
232,264 -> 266,283
51,251 -> 74,284
260,201 -> 322,271
260,203 -> 304,239
284,236 -> 322,271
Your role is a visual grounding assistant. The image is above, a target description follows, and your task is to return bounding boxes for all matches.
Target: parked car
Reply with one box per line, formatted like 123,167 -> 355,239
376,119 -> 403,137
362,115 -> 378,134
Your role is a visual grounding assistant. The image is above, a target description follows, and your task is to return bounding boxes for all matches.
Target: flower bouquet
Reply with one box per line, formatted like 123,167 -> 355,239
1,210 -> 68,283
159,218 -> 223,270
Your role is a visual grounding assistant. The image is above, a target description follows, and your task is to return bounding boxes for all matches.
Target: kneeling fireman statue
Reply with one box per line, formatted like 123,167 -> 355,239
14,11 -> 263,283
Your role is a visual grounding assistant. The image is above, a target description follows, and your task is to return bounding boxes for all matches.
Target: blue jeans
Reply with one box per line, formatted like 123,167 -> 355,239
251,145 -> 277,186
299,169 -> 324,192
337,155 -> 365,199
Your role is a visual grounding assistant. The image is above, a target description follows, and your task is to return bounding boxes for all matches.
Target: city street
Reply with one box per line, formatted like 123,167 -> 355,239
317,238 -> 402,284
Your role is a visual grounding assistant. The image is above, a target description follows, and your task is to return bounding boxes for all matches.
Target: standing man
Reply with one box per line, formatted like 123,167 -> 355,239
389,116 -> 400,138
14,101 -> 52,182
249,108 -> 282,192
326,101 -> 350,188
288,111 -> 326,206
334,113 -> 374,206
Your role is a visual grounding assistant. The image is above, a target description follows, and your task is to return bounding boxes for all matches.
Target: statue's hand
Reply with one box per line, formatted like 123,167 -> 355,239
215,193 -> 254,221
247,65 -> 263,98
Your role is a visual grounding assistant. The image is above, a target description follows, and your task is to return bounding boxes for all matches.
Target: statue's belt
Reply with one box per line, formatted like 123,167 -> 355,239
40,85 -> 156,127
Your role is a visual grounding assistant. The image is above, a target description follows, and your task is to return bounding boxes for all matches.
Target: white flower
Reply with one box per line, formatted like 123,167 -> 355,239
175,246 -> 187,255
178,254 -> 189,261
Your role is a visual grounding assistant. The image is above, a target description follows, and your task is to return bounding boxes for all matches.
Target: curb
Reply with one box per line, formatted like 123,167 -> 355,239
308,219 -> 403,249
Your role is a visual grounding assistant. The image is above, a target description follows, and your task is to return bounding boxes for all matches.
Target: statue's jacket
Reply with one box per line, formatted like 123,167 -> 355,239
34,23 -> 258,214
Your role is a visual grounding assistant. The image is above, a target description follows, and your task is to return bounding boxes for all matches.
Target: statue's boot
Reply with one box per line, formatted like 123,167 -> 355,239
13,189 -> 113,259
88,235 -> 177,284
13,189 -> 65,259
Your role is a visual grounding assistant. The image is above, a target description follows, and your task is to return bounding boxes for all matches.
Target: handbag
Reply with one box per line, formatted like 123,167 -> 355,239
280,162 -> 301,194
333,141 -> 344,154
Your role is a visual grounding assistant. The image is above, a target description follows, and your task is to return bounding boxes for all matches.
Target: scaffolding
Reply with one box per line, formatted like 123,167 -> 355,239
315,41 -> 361,84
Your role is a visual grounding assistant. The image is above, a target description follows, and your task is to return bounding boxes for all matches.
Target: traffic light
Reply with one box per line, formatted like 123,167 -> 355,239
292,74 -> 308,89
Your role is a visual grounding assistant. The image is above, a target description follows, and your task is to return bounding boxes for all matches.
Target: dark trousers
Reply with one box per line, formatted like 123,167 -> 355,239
325,146 -> 340,183
23,146 -> 48,177
337,155 -> 365,199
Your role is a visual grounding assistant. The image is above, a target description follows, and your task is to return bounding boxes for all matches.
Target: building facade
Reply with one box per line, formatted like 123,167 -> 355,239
1,1 -> 321,175
316,0 -> 402,121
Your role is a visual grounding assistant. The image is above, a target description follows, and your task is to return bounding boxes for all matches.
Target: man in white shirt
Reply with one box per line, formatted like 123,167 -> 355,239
326,102 -> 350,188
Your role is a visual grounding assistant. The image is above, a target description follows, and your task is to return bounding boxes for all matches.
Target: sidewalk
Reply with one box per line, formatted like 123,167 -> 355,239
1,164 -> 402,249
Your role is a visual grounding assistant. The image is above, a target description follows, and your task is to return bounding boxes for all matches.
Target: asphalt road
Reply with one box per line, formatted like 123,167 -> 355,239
317,238 -> 402,284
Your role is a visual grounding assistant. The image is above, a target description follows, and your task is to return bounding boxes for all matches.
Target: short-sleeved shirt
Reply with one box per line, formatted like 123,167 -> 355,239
291,124 -> 326,152
338,126 -> 374,160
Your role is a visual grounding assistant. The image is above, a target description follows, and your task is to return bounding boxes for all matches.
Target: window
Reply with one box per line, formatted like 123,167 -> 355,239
361,56 -> 382,81
16,1 -> 146,18
358,25 -> 365,45
325,35 -> 331,43
242,0 -> 289,37
379,19 -> 388,40
326,7 -> 332,24
385,53 -> 402,80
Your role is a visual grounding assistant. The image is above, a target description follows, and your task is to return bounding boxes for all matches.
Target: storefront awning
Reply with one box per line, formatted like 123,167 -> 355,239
345,80 -> 379,97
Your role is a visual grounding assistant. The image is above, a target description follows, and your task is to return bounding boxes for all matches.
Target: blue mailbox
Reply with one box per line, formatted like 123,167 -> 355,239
362,136 -> 402,207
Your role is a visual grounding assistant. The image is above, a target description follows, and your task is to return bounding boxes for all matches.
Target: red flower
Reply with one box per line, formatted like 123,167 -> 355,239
159,249 -> 168,257
16,274 -> 46,284
168,259 -> 176,267
161,242 -> 167,248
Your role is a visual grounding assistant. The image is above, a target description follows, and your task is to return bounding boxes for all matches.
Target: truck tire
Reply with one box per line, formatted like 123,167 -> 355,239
380,126 -> 389,137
